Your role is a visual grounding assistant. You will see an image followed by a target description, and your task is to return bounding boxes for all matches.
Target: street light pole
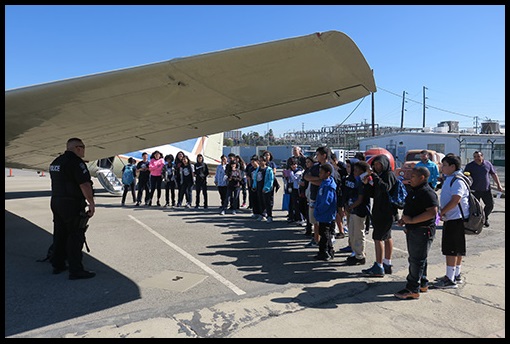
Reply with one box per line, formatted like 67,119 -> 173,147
422,86 -> 428,128
401,91 -> 407,130
487,139 -> 496,163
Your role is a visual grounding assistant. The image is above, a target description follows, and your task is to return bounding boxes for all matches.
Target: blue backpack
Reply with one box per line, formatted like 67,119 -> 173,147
122,164 -> 135,185
389,177 -> 407,209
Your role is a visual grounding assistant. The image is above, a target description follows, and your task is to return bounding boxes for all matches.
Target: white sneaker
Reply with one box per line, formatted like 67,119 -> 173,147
220,210 -> 225,215
232,210 -> 237,215
257,215 -> 266,221
267,217 -> 273,223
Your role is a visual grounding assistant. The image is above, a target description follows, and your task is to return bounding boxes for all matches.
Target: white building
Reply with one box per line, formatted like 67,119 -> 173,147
358,132 -> 505,167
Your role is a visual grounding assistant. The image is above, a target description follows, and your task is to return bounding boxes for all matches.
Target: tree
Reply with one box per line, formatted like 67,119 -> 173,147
224,138 -> 234,147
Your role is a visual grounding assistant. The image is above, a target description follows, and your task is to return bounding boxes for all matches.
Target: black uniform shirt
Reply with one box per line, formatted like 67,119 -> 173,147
49,150 -> 92,200
402,182 -> 439,229
136,160 -> 151,181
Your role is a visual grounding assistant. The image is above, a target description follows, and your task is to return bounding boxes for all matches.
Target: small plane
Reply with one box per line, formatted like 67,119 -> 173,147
6,30 -> 376,179
87,133 -> 223,195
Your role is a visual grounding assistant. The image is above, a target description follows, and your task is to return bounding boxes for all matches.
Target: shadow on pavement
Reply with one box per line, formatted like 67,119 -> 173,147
4,210 -> 141,337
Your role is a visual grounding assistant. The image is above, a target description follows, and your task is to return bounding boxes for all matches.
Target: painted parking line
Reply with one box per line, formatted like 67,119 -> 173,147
129,215 -> 246,296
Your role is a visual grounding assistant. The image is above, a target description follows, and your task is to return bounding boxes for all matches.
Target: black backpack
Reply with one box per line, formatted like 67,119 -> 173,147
450,174 -> 485,235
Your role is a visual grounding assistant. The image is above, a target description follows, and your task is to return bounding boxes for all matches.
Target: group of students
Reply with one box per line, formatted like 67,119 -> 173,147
120,146 -> 502,301
120,150 -> 210,209
296,146 -> 503,300
214,151 -> 278,221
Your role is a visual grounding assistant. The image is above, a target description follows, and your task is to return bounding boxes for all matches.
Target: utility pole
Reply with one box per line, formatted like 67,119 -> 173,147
422,86 -> 428,128
371,92 -> 375,136
400,91 -> 407,130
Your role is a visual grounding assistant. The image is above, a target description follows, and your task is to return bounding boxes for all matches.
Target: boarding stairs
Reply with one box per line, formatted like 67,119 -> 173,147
96,168 -> 123,195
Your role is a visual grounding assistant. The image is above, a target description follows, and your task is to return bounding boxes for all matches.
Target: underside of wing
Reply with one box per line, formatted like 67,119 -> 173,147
5,30 -> 376,171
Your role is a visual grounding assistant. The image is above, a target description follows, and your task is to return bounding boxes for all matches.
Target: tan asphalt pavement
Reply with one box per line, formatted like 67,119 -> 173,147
5,169 -> 505,338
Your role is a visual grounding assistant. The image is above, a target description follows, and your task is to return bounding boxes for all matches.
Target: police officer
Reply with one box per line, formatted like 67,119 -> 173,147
49,138 -> 96,280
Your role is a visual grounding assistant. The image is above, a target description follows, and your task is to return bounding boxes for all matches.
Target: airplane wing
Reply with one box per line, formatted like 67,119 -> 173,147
5,30 -> 376,171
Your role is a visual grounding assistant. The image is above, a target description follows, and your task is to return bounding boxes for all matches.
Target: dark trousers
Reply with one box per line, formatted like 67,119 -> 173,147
257,188 -> 274,218
405,226 -> 435,293
473,190 -> 494,219
122,182 -> 136,204
165,180 -> 176,206
195,180 -> 208,207
251,188 -> 262,215
289,188 -> 302,222
240,181 -> 247,204
298,195 -> 308,224
178,181 -> 193,205
149,175 -> 162,203
50,198 -> 86,274
365,215 -> 371,232
248,185 -> 257,210
136,178 -> 150,204
218,185 -> 228,210
226,186 -> 240,210
318,221 -> 335,256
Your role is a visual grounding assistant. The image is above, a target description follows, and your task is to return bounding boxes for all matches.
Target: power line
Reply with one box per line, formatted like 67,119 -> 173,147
377,85 -> 473,119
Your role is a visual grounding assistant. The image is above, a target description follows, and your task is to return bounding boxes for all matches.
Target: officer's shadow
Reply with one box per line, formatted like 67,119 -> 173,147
4,210 -> 141,337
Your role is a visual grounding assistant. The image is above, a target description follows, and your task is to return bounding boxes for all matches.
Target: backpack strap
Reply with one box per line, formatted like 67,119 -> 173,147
451,174 -> 469,220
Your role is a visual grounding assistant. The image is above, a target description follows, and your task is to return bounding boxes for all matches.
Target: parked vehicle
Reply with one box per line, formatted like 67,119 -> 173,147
394,149 -> 445,189
365,147 -> 396,171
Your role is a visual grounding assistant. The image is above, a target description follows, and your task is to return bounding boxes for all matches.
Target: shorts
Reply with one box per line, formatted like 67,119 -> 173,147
441,218 -> 466,256
372,220 -> 393,241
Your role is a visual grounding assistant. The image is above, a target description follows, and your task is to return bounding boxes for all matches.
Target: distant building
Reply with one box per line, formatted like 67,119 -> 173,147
358,132 -> 505,167
224,130 -> 242,141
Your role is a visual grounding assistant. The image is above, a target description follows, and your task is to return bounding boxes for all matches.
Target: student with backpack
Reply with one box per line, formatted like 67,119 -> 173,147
433,155 -> 470,289
121,157 -> 137,206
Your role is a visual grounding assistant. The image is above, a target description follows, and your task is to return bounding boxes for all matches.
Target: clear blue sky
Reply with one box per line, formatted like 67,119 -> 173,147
5,5 -> 505,137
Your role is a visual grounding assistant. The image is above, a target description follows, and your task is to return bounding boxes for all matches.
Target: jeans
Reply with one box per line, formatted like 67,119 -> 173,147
405,226 -> 435,292
318,221 -> 335,256
473,190 -> 494,220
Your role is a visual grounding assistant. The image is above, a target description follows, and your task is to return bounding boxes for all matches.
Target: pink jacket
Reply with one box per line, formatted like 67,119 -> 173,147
149,158 -> 165,177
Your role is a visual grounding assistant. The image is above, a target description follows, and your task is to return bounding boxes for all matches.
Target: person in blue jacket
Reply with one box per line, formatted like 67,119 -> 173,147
313,163 -> 337,261
252,155 -> 275,222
